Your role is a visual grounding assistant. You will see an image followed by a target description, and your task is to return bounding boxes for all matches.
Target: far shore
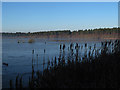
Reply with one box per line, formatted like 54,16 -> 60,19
2,34 -> 120,43
2,27 -> 120,41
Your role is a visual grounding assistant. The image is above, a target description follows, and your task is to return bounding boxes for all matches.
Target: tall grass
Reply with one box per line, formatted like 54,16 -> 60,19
10,39 -> 120,88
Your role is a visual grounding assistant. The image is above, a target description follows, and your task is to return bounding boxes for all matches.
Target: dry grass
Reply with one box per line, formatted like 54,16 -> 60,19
28,39 -> 35,43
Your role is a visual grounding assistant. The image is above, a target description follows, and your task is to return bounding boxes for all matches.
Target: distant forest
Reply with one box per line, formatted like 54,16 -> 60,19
2,27 -> 120,40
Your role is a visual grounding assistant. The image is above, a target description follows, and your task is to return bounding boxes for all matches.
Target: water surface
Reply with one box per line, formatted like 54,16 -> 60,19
2,38 -> 102,88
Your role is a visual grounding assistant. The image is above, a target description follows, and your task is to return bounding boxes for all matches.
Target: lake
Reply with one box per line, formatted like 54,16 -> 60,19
2,37 -> 104,88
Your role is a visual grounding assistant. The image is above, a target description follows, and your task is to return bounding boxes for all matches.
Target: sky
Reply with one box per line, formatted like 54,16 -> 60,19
1,0 -> 120,2
2,2 -> 118,32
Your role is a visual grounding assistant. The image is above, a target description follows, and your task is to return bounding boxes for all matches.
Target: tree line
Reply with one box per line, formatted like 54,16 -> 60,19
2,27 -> 120,37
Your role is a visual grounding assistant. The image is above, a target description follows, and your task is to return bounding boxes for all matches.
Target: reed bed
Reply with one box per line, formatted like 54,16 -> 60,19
10,40 -> 120,88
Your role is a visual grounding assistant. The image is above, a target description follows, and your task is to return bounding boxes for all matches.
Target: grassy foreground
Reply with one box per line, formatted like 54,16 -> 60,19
10,40 -> 120,88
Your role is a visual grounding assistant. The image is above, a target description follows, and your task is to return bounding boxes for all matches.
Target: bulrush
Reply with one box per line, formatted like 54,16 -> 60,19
13,40 -> 120,88
37,54 -> 38,67
63,44 -> 65,51
15,74 -> 19,89
44,49 -> 46,54
85,43 -> 87,48
70,43 -> 73,50
47,58 -> 50,69
60,44 -> 62,50
51,58 -> 53,67
94,44 -> 96,49
75,43 -> 79,50
54,56 -> 57,66
32,49 -> 34,54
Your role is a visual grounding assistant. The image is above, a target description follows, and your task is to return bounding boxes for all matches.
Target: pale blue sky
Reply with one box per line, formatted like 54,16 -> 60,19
2,2 -> 118,32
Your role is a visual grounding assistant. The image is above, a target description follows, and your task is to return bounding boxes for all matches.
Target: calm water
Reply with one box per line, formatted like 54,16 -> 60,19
2,38 -> 102,88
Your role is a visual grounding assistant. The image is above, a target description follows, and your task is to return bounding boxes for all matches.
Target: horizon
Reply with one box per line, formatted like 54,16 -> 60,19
2,2 -> 118,33
1,27 -> 118,33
